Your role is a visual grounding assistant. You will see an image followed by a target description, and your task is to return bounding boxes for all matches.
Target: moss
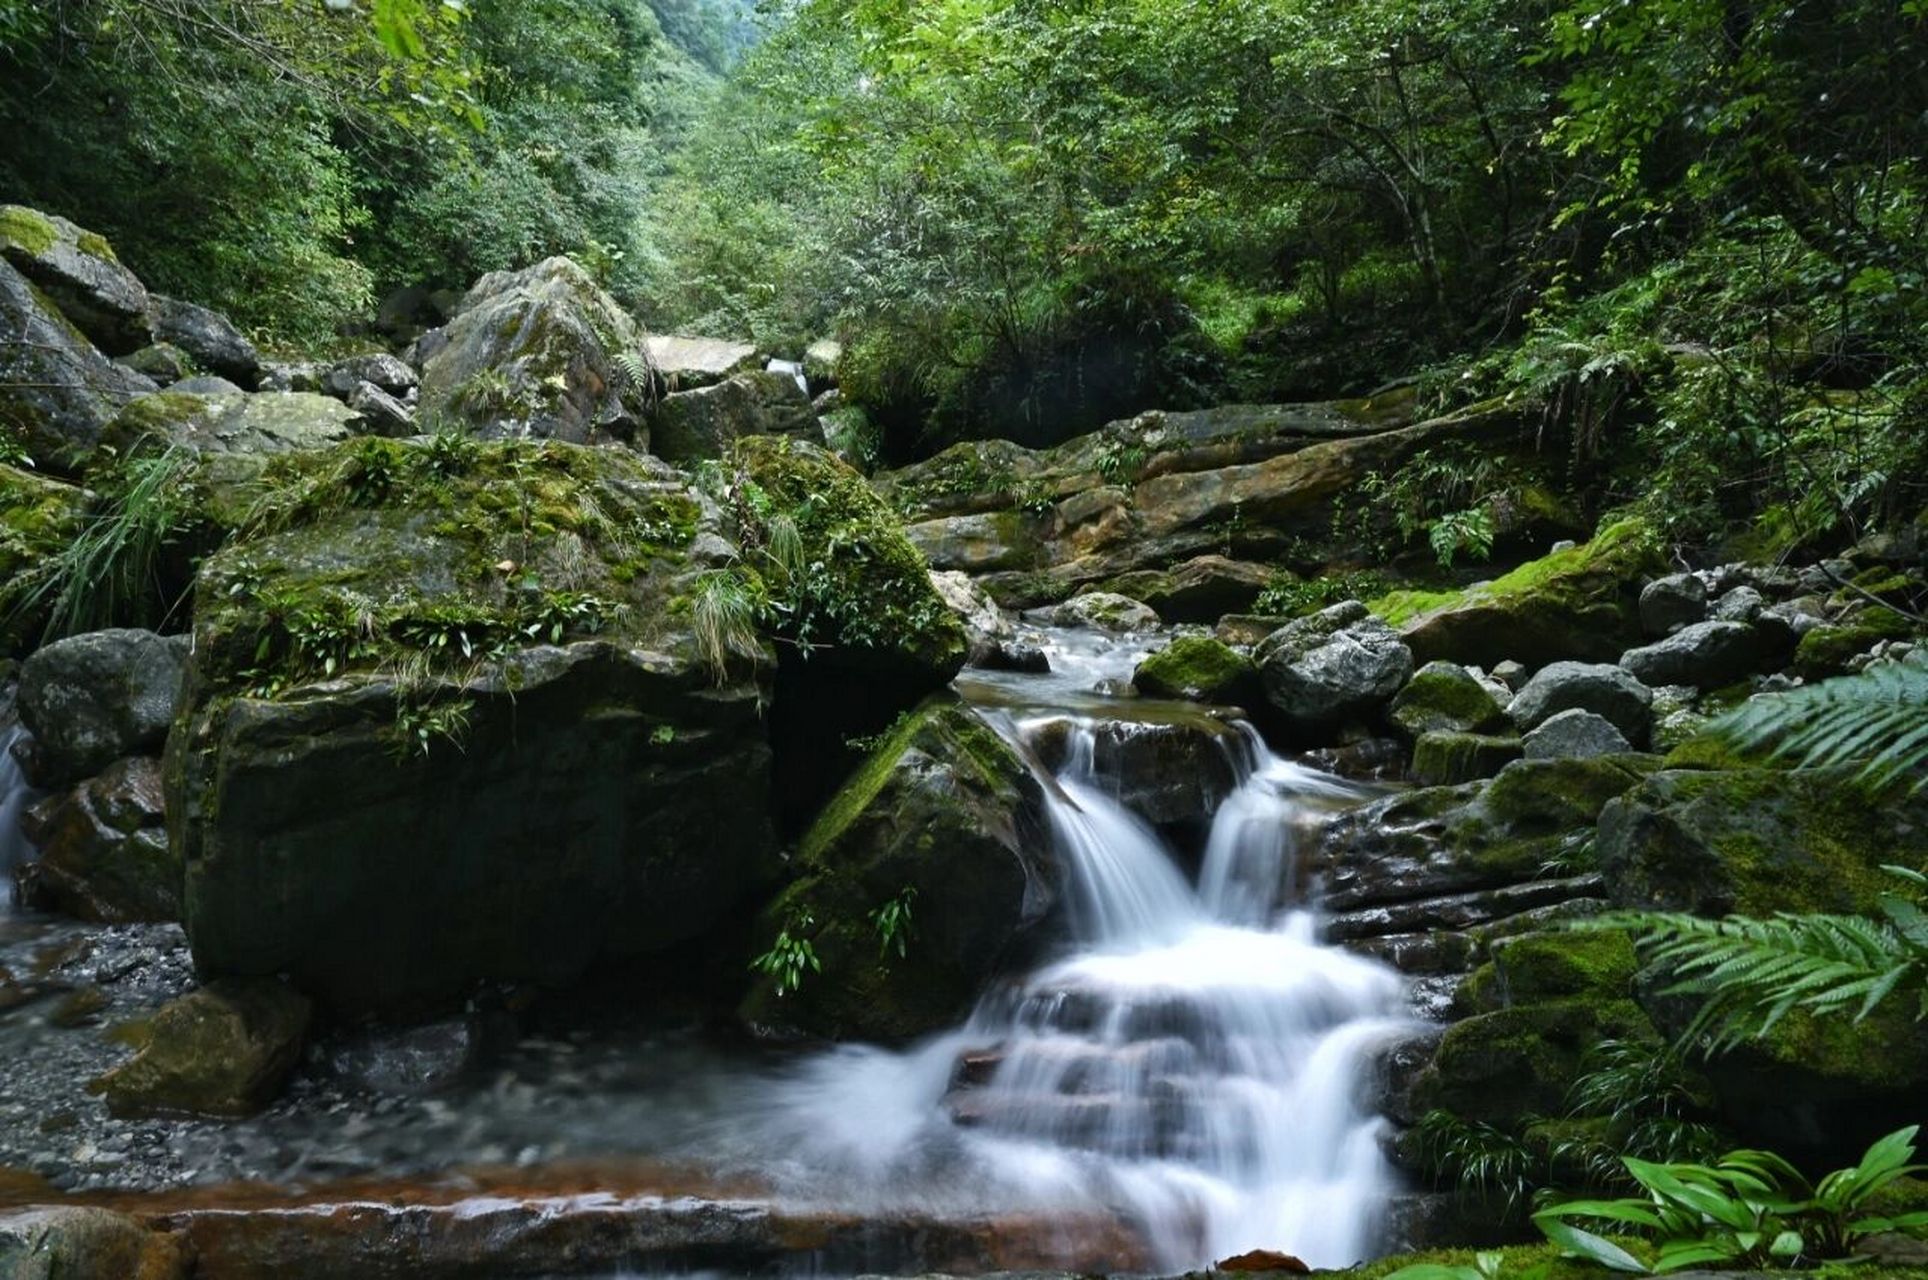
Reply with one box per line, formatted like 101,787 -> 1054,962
1344,1241 -> 1631,1280
1372,586 -> 1461,626
798,704 -> 942,865
1133,635 -> 1257,702
1660,732 -> 1752,771
1795,608 -> 1913,678
1391,662 -> 1508,736
0,204 -> 59,257
0,463 -> 90,655
1461,930 -> 1638,1013
1416,995 -> 1659,1123
1412,731 -> 1523,785
1752,1001 -> 1928,1092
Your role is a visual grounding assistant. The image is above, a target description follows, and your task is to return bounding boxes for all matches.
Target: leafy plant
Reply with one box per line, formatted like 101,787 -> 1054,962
870,887 -> 917,961
0,424 -> 30,469
1253,571 -> 1390,618
689,569 -> 767,683
390,695 -> 474,761
750,908 -> 821,997
1383,1251 -> 1508,1280
1533,1126 -> 1928,1272
1094,435 -> 1150,486
1708,651 -> 1928,796
1429,507 -> 1497,569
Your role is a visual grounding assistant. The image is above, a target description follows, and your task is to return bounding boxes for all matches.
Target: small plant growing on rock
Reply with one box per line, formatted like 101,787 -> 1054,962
751,909 -> 820,997
870,887 -> 917,961
390,695 -> 474,760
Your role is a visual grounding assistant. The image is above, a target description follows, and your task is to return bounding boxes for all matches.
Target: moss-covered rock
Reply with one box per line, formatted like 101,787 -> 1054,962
1380,517 -> 1665,669
1389,660 -> 1509,737
729,436 -> 970,832
0,462 -> 88,656
172,436 -> 779,1017
0,1206 -> 188,1280
1459,929 -> 1639,1013
1133,635 -> 1259,703
1597,767 -> 1926,916
0,204 -> 150,355
1793,606 -> 1914,678
1099,555 -> 1273,623
101,390 -> 361,458
1,257 -> 154,472
1411,994 -> 1658,1124
17,756 -> 176,923
417,256 -> 648,444
739,697 -> 1050,1041
91,979 -> 311,1117
1410,730 -> 1522,785
650,369 -> 817,463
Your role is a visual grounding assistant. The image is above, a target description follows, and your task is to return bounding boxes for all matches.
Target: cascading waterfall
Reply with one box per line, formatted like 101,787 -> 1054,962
727,649 -> 1415,1273
0,717 -> 40,910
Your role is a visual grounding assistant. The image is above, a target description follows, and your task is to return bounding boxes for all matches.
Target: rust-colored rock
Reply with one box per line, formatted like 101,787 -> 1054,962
1217,1247 -> 1311,1272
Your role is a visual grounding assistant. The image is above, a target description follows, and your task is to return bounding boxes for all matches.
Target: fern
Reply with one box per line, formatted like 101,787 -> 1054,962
1708,651 -> 1928,794
1585,871 -> 1928,1052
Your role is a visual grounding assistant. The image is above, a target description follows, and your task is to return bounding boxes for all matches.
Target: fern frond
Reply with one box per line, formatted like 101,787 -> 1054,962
1709,653 -> 1928,794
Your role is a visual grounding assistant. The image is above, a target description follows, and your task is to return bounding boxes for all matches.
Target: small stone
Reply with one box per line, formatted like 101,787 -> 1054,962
90,979 -> 312,1118
1489,659 -> 1527,690
324,352 -> 418,399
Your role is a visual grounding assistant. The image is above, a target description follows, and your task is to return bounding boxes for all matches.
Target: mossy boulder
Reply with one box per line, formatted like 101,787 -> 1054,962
1380,517 -> 1665,669
1411,994 -> 1658,1124
1133,635 -> 1259,703
728,436 -> 969,832
1389,661 -> 1509,737
1410,730 -> 1522,785
650,369 -> 817,463
1793,606 -> 1914,678
0,463 -> 88,656
1,256 -> 154,471
0,205 -> 150,354
1459,929 -> 1639,1013
417,256 -> 648,445
170,436 -> 779,1017
739,697 -> 1050,1041
102,390 -> 361,458
1099,555 -> 1273,623
89,978 -> 311,1117
1596,767 -> 1926,917
15,628 -> 188,787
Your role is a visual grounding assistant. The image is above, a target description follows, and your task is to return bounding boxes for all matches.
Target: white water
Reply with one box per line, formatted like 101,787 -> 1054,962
715,635 -> 1413,1271
0,719 -> 41,910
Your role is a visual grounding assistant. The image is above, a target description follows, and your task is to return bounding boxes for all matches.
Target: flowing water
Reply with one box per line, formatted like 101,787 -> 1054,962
0,715 -> 41,910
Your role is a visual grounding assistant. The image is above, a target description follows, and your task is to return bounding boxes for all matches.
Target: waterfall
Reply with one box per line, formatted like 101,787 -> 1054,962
0,716 -> 41,911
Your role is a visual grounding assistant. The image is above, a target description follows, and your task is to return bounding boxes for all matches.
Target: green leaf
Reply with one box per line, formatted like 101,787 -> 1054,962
1534,1217 -> 1647,1272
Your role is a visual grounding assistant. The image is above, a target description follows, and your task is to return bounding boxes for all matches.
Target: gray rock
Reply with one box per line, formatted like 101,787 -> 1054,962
930,569 -> 1016,666
148,294 -> 260,385
325,352 -> 418,399
16,630 -> 188,787
346,380 -> 415,437
1757,598 -> 1824,649
118,342 -> 192,385
1257,601 -> 1414,732
1648,684 -> 1709,752
1639,572 -> 1707,636
1039,591 -> 1160,633
1620,619 -> 1771,690
1523,708 -> 1633,760
1388,661 -> 1508,737
255,360 -> 324,393
103,390 -> 362,457
326,1018 -> 479,1095
1712,585 -> 1764,623
0,1205 -> 186,1278
169,374 -> 245,396
0,257 -> 155,467
644,333 -> 760,389
1489,659 -> 1528,690
650,369 -> 817,464
0,205 -> 150,354
418,257 -> 647,444
1508,660 -> 1653,745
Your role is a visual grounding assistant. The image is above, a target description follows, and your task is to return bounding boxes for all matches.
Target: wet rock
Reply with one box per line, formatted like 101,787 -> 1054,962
17,756 -> 175,922
1256,602 -> 1413,735
1028,710 -> 1242,827
0,256 -> 156,469
326,1018 -> 480,1095
650,369 -> 818,463
91,977 -> 313,1117
346,380 -> 415,437
1506,660 -> 1652,746
1388,661 -> 1508,737
16,630 -> 187,788
102,390 -> 362,458
1639,572 -> 1706,635
1133,636 -> 1258,704
1038,591 -> 1162,633
0,466 -> 89,657
1410,731 -> 1521,786
1299,733 -> 1408,783
931,570 -> 1020,668
907,510 -> 1051,577
0,205 -> 150,354
644,333 -> 761,389
1522,708 -> 1632,760
0,1205 -> 187,1279
741,697 -> 1051,1041
418,256 -> 649,444
1099,555 -> 1273,624
1619,619 -> 1773,690
148,294 -> 260,386
323,352 -> 417,399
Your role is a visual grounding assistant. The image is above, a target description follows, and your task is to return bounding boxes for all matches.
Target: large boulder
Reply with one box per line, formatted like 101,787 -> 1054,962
739,698 -> 1050,1040
102,390 -> 362,458
1256,601 -> 1413,735
1040,591 -> 1161,632
644,333 -> 760,389
1618,619 -> 1774,690
1521,708 -> 1632,760
0,205 -> 150,354
417,257 -> 649,445
1382,518 -> 1664,669
17,755 -> 175,922
1506,660 -> 1653,745
322,352 -> 417,399
90,978 -> 312,1117
0,1206 -> 187,1280
0,464 -> 88,657
1099,555 -> 1274,624
1133,635 -> 1259,704
726,437 -> 969,832
1388,660 -> 1509,737
148,295 -> 260,386
170,437 -> 779,1017
15,629 -> 188,787
0,256 -> 155,469
650,369 -> 818,464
